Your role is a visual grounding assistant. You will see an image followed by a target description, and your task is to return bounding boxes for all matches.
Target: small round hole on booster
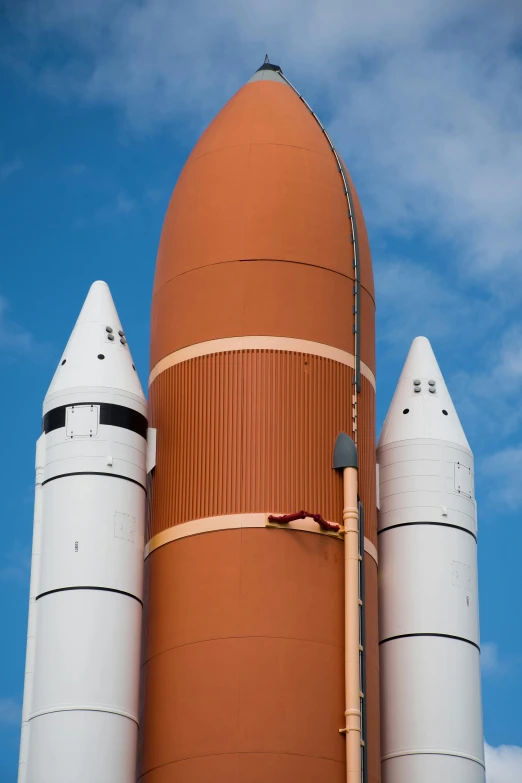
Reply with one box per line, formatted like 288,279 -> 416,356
403,408 -> 409,414
442,409 -> 448,415
61,359 -> 66,365
97,354 -> 105,360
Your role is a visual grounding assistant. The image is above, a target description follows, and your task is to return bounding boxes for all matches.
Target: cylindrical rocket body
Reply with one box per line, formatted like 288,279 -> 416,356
140,69 -> 380,782
18,436 -> 45,783
377,350 -> 485,783
23,283 -> 148,783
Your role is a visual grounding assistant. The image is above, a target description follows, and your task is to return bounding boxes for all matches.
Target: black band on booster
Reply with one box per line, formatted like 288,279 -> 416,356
43,403 -> 147,438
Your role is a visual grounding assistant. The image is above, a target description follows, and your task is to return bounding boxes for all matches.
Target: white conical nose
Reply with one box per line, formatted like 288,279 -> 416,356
44,281 -> 145,408
74,281 -> 117,325
377,336 -> 470,450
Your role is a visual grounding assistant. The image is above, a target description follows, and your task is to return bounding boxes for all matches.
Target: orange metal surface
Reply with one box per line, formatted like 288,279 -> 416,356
152,78 -> 374,370
150,261 -> 375,372
142,72 -> 379,782
148,351 -> 376,546
139,530 -> 381,783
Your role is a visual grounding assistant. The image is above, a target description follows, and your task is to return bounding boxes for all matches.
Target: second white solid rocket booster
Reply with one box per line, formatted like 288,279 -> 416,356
377,336 -> 484,783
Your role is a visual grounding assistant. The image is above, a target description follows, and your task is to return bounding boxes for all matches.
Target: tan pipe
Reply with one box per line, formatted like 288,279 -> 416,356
342,465 -> 361,783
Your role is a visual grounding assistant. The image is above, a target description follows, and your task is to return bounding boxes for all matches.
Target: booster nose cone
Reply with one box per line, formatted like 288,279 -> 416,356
378,335 -> 469,450
44,281 -> 145,413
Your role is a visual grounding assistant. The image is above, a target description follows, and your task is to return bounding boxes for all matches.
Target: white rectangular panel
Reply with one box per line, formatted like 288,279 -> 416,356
66,405 -> 99,438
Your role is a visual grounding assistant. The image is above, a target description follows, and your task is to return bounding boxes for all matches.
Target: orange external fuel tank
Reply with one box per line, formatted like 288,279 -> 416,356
138,61 -> 379,783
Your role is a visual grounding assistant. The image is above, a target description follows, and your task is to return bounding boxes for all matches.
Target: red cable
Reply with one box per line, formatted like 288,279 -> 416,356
267,510 -> 340,533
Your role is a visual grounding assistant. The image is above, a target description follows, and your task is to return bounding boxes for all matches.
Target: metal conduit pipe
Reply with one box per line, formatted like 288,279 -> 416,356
334,433 -> 362,783
359,501 -> 368,783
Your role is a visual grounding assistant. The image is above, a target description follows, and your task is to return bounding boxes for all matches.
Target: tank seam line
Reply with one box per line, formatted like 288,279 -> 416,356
155,258 -> 375,303
189,140 -> 344,165
140,749 -> 345,776
143,635 -> 343,666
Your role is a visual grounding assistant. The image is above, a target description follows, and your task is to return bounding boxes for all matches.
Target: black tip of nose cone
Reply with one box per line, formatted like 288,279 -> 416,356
333,432 -> 358,470
257,55 -> 283,74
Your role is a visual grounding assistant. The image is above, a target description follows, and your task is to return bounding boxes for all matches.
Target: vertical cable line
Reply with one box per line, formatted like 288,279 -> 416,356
278,70 -> 361,444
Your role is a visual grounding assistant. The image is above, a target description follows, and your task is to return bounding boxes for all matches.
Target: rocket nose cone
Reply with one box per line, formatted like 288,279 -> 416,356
44,281 -> 146,408
377,336 -> 470,451
400,335 -> 443,381
248,57 -> 286,84
75,280 -> 117,326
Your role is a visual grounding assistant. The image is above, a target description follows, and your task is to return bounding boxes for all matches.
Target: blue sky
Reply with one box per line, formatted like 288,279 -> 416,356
1,1 -> 522,780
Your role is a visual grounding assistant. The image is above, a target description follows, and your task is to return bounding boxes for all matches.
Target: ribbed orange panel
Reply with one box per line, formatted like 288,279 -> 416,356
148,350 -> 376,545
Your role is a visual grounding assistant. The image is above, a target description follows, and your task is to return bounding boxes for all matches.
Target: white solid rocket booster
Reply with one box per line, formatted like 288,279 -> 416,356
19,282 -> 147,783
377,337 -> 484,783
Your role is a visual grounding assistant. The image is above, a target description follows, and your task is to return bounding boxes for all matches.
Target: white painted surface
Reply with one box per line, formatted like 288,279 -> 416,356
27,712 -> 137,783
377,336 -> 484,783
248,67 -> 287,84
380,638 -> 484,782
146,427 -> 157,473
379,524 -> 479,643
38,475 -> 145,597
30,591 -> 141,721
17,436 -> 45,783
44,281 -> 145,416
20,282 -> 146,783
378,440 -> 476,534
378,336 -> 469,450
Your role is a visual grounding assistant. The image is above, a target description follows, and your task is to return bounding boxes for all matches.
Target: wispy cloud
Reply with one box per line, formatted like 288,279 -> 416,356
482,447 -> 522,509
480,641 -> 521,678
0,542 -> 31,586
485,741 -> 522,782
72,190 -> 136,229
0,698 -> 21,726
7,1 -> 522,280
114,192 -> 135,214
0,296 -> 34,353
375,258 -> 494,356
0,159 -> 23,181
482,642 -> 501,675
65,162 -> 89,176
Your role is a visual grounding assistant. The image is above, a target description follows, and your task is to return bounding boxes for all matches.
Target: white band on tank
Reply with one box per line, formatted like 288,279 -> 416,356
145,512 -> 378,565
149,336 -> 376,389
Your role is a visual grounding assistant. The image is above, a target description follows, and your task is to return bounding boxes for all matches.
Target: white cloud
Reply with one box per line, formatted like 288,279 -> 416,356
375,257 -> 494,354
482,642 -> 500,675
65,162 -> 89,176
0,159 -> 23,181
7,1 -> 522,472
0,296 -> 34,353
0,542 -> 31,586
486,742 -> 522,783
0,698 -> 21,726
482,447 -> 522,508
7,0 -> 522,280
